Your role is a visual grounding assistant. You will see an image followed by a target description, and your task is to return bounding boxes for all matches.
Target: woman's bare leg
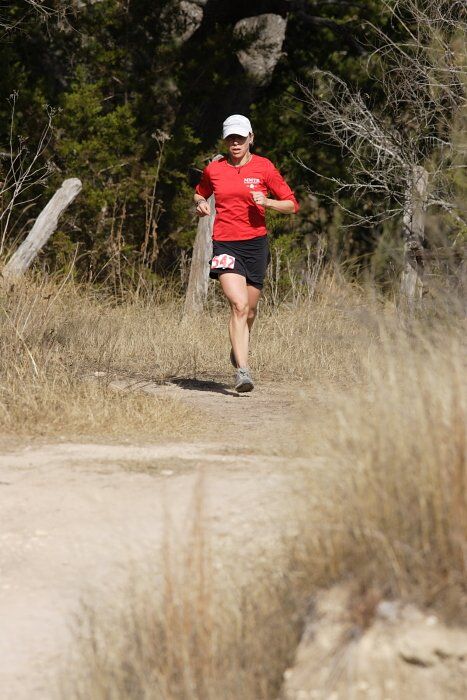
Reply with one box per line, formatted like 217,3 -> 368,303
246,284 -> 261,333
219,273 -> 250,368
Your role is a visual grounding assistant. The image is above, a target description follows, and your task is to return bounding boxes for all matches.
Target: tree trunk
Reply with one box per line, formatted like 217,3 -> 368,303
183,155 -> 222,316
2,178 -> 82,283
400,165 -> 428,304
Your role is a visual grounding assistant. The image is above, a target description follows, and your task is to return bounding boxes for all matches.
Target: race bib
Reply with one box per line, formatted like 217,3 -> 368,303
211,254 -> 235,270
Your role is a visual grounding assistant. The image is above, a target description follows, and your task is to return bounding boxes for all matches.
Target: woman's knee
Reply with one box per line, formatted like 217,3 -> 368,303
231,299 -> 249,318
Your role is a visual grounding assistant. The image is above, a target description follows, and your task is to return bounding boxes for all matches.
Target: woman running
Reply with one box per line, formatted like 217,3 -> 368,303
193,114 -> 299,393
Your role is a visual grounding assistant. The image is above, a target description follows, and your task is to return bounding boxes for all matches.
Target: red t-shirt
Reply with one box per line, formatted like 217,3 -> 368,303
195,154 -> 299,241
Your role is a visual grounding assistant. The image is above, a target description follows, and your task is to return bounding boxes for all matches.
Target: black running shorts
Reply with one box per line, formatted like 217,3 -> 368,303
209,235 -> 270,290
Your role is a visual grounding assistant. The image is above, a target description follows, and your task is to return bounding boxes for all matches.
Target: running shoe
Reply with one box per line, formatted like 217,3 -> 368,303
235,368 -> 254,393
230,348 -> 238,368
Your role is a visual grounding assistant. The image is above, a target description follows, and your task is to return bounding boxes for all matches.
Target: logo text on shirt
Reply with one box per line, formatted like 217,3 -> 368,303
243,177 -> 260,189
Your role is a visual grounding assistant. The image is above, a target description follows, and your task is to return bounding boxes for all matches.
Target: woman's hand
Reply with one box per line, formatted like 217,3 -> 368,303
252,191 -> 268,207
195,199 -> 211,217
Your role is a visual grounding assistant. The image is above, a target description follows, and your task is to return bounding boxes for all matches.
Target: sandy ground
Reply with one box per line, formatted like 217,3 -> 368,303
0,377 -> 309,699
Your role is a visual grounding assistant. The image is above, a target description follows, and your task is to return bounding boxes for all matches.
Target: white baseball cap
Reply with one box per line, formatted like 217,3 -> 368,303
222,114 -> 252,138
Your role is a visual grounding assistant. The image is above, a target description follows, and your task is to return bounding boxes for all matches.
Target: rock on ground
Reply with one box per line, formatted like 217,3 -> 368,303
282,584 -> 467,700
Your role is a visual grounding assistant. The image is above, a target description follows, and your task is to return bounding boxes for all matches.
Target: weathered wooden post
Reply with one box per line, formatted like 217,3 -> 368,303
2,177 -> 82,283
183,155 -> 222,316
400,165 -> 429,304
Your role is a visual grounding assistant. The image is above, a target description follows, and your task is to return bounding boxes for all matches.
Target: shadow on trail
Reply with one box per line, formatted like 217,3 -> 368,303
169,377 -> 240,397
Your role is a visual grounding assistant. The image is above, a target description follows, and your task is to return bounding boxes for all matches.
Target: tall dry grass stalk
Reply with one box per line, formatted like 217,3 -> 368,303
61,480 -> 303,700
294,310 -> 466,619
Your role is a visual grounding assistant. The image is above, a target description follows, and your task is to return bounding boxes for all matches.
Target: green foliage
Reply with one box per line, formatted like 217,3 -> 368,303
56,70 -> 141,206
49,68 -> 151,273
1,0 -> 462,287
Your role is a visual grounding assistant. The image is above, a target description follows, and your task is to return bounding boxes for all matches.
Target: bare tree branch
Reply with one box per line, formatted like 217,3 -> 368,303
0,1 -> 74,35
297,0 -> 466,301
0,93 -> 56,255
298,0 -> 467,227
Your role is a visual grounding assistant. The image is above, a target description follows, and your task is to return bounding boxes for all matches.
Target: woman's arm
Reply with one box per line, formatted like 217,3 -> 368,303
264,198 -> 295,214
251,191 -> 295,214
262,161 -> 299,214
194,166 -> 214,216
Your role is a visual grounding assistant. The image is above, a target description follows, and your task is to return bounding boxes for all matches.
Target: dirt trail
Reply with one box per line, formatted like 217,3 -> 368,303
0,378 -> 309,699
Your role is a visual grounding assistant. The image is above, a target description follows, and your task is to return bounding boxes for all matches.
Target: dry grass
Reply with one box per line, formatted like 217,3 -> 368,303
0,269 -> 368,439
63,328 -> 466,697
61,485 -> 303,700
293,311 -> 466,620
0,278 -> 203,439
1,270 -> 464,696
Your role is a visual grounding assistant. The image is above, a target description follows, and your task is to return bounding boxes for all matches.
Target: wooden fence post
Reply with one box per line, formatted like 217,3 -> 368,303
400,165 -> 429,305
183,155 -> 223,316
2,177 -> 82,283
